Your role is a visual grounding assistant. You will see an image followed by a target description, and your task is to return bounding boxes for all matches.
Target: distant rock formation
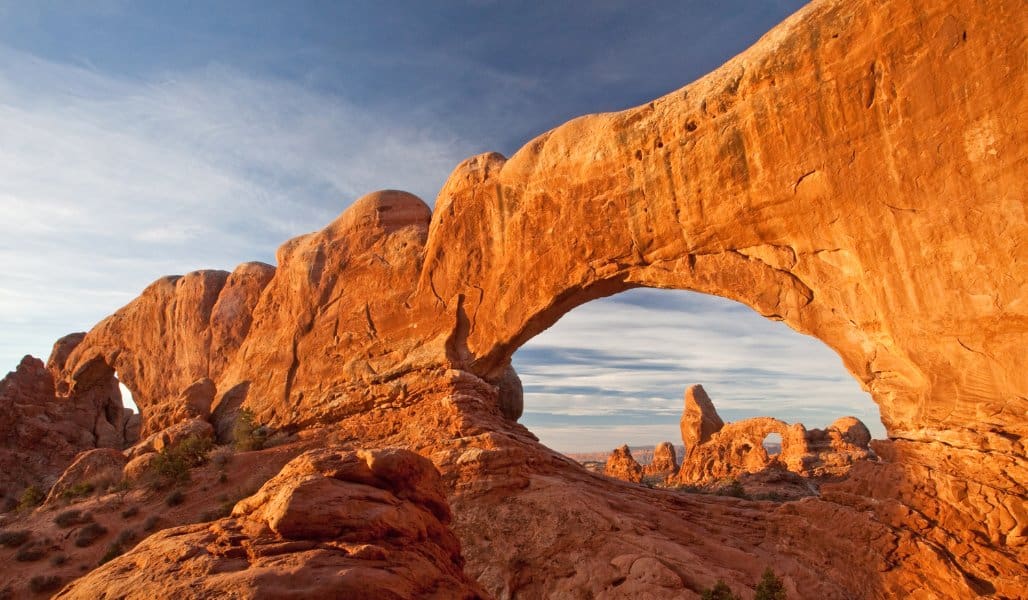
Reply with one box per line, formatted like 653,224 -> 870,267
604,445 -> 643,483
680,385 -> 724,454
55,448 -> 485,600
674,386 -> 872,484
643,442 -> 679,478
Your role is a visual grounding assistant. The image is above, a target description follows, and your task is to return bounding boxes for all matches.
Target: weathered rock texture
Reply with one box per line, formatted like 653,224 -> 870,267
55,448 -> 485,600
674,387 -> 872,483
605,444 -> 644,483
0,347 -> 131,498
681,385 -> 726,454
644,441 -> 679,478
6,0 -> 1027,597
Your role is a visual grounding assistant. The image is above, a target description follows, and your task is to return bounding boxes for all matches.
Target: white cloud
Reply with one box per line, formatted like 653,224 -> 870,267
0,45 -> 475,369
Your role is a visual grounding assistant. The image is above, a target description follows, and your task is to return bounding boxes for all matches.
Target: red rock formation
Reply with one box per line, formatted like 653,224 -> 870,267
44,448 -> 127,505
643,442 -> 679,478
675,386 -> 872,483
0,349 -> 128,498
604,444 -> 643,483
680,385 -> 725,454
54,448 -> 485,600
6,0 -> 1025,596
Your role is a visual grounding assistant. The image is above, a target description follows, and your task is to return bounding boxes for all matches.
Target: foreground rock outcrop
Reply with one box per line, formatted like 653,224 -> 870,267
55,448 -> 485,600
3,0 -> 1026,596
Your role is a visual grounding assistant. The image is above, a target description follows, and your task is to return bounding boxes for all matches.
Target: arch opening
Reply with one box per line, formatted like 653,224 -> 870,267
511,288 -> 884,457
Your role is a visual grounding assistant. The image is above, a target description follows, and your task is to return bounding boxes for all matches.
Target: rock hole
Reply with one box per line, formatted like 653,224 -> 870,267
763,433 -> 782,456
634,150 -> 643,161
685,120 -> 698,132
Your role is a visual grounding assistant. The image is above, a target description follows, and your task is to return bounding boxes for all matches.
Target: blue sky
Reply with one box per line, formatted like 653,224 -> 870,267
0,0 -> 883,450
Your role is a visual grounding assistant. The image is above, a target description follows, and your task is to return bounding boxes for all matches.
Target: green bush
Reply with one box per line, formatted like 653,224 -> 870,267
28,575 -> 62,594
233,408 -> 267,451
73,522 -> 108,547
17,485 -> 44,511
754,568 -> 787,600
0,529 -> 30,548
701,580 -> 741,600
150,434 -> 214,485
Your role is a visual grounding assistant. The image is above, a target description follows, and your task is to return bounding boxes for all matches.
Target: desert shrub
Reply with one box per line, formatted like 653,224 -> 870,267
701,580 -> 742,600
121,505 -> 140,519
233,408 -> 267,451
55,509 -> 93,528
14,543 -> 47,562
0,529 -> 30,547
99,533 -> 135,566
754,568 -> 787,600
142,515 -> 161,532
50,553 -> 68,566
165,489 -> 185,507
17,485 -> 44,511
211,445 -> 233,468
73,522 -> 108,547
59,482 -> 95,500
28,575 -> 62,594
150,435 -> 214,485
198,500 -> 234,523
715,478 -> 748,499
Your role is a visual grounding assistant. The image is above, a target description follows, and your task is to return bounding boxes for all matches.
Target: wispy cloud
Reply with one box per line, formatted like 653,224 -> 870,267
0,45 -> 476,369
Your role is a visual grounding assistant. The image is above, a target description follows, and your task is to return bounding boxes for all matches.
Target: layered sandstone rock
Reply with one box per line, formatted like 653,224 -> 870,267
680,385 -> 725,454
8,0 -> 1026,597
44,448 -> 127,505
0,351 -> 128,498
643,442 -> 679,478
54,448 -> 485,600
675,386 -> 872,483
604,445 -> 643,483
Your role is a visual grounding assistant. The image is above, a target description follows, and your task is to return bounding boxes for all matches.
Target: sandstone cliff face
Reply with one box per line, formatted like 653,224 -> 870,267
8,0 -> 1026,597
0,349 -> 130,497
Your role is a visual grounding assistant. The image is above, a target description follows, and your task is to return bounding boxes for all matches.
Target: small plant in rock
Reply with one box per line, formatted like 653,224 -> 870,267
165,488 -> 185,507
17,485 -> 44,511
59,482 -> 95,500
14,543 -> 48,562
233,408 -> 267,451
198,500 -> 234,523
754,568 -> 787,600
700,580 -> 742,600
28,575 -> 62,594
716,478 -> 748,499
99,530 -> 137,566
54,509 -> 93,528
73,522 -> 108,547
150,435 -> 214,485
0,529 -> 30,548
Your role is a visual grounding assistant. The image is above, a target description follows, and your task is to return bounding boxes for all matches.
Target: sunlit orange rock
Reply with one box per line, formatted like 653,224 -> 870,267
5,0 -> 1025,597
604,444 -> 643,483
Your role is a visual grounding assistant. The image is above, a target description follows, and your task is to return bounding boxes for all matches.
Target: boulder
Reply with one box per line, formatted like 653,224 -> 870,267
55,448 -> 485,600
45,448 -> 127,504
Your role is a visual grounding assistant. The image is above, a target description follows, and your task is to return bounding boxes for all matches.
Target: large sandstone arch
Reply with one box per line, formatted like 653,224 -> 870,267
37,0 -> 1025,596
